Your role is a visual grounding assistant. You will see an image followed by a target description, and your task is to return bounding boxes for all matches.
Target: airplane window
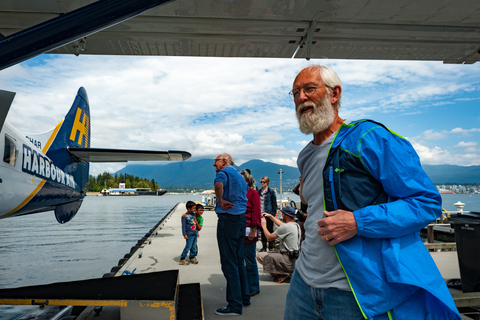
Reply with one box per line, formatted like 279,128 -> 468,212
3,134 -> 18,166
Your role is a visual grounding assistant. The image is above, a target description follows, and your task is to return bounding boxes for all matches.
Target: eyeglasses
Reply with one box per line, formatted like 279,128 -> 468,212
260,181 -> 266,184
214,158 -> 224,162
289,83 -> 326,100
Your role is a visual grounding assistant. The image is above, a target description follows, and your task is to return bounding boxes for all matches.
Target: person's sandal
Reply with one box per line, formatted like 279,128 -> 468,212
275,275 -> 290,284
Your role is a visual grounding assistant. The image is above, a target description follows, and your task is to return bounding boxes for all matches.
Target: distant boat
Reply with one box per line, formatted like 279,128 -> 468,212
100,188 -> 166,196
438,189 -> 455,194
136,190 -> 167,196
103,188 -> 138,196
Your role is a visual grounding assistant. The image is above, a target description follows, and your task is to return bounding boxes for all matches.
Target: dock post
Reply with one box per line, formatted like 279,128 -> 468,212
427,225 -> 434,243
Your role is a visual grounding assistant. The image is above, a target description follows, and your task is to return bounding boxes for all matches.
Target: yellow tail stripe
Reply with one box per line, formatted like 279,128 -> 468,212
42,120 -> 63,154
1,180 -> 46,218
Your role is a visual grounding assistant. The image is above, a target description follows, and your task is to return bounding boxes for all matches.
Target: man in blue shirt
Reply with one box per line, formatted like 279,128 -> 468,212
213,153 -> 249,316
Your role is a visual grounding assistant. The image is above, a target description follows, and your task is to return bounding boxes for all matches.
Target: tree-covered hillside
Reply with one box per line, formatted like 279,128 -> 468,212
87,172 -> 159,192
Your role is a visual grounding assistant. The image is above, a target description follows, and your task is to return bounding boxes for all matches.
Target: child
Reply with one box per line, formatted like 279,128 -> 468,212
195,203 -> 204,232
179,201 -> 198,265
194,203 -> 205,254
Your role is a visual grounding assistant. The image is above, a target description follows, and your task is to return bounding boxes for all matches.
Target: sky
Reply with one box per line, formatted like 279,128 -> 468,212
1,54 -> 479,176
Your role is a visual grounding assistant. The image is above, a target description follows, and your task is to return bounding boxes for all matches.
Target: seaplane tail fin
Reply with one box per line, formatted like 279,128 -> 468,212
45,87 -> 90,223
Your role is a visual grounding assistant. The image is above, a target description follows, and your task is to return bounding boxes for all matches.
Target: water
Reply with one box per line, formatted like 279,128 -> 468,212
440,193 -> 480,213
0,193 -> 478,319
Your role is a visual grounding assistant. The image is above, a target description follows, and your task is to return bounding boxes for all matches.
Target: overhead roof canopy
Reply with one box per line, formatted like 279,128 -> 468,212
0,0 -> 479,65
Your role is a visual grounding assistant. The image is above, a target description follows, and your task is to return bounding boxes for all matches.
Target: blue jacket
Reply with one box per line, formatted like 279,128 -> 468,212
258,187 -> 277,214
324,120 -> 460,320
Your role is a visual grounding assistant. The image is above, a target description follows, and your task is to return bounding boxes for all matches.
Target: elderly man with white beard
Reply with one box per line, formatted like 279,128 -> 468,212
283,65 -> 461,320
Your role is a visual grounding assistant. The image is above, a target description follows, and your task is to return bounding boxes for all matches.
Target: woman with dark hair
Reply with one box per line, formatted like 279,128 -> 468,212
258,176 -> 277,252
241,169 -> 262,296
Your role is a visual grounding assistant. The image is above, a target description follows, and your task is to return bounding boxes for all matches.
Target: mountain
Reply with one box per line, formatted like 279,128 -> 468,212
115,160 -> 480,189
422,165 -> 480,184
116,159 -> 300,189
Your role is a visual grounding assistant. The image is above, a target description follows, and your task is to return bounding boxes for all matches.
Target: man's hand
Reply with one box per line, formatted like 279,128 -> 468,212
262,213 -> 272,219
317,209 -> 358,245
261,217 -> 267,227
248,229 -> 256,241
184,235 -> 188,240
218,199 -> 234,210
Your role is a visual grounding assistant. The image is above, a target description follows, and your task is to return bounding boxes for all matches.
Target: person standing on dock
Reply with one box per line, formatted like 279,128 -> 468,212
195,203 -> 205,232
195,203 -> 205,254
258,176 -> 278,252
213,153 -> 250,316
284,65 -> 461,320
240,169 -> 262,297
179,201 -> 198,265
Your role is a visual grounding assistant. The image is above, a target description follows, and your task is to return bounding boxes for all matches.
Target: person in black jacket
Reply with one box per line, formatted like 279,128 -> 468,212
292,177 -> 307,247
258,176 -> 277,251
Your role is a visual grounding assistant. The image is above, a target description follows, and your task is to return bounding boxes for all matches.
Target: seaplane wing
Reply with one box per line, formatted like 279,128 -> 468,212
0,0 -> 479,70
68,148 -> 191,162
0,87 -> 191,224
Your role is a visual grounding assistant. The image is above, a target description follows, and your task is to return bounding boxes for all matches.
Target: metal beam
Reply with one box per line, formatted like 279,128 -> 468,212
291,21 -> 318,60
0,0 -> 175,71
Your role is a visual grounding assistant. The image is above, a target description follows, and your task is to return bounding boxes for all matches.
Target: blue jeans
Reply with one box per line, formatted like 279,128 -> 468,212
243,242 -> 260,292
284,269 -> 364,320
217,213 -> 250,314
180,234 -> 197,259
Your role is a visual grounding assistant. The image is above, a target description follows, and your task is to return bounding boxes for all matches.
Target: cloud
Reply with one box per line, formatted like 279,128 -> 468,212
454,141 -> 478,148
412,142 -> 480,166
450,128 -> 480,135
2,55 -> 480,176
422,129 -> 447,141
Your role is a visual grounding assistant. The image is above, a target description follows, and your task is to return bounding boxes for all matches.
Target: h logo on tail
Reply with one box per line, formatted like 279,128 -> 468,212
69,107 -> 89,147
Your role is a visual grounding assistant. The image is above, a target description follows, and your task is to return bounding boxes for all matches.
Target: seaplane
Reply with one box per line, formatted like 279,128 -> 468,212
0,87 -> 191,223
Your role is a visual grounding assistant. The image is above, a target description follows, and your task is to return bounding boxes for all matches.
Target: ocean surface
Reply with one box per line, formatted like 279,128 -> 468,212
0,193 -> 479,319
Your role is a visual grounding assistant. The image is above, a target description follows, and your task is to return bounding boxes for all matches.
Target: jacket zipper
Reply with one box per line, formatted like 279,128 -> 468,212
328,149 -> 368,319
329,166 -> 338,211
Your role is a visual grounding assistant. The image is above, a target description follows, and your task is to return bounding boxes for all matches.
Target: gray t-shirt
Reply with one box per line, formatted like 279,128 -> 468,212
295,133 -> 350,291
274,222 -> 300,252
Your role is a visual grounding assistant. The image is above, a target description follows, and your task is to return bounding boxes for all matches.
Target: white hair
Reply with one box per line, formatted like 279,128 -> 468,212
220,153 -> 234,165
240,170 -> 254,188
300,65 -> 342,110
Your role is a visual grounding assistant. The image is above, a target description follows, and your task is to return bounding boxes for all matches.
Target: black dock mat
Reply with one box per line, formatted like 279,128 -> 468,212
0,270 -> 178,302
177,283 -> 202,320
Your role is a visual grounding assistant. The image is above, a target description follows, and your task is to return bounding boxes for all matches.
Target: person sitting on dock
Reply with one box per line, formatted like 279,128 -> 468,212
284,64 -> 461,319
179,201 -> 198,265
213,153 -> 250,316
256,206 -> 300,284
